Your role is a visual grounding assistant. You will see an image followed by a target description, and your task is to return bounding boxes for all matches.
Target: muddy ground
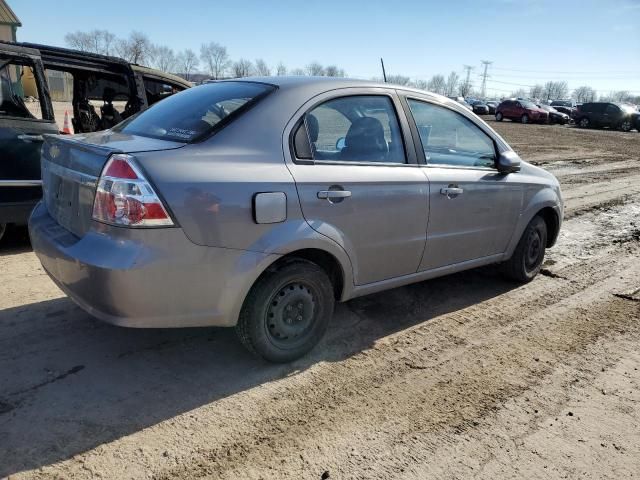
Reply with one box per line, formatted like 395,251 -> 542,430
1,121 -> 639,479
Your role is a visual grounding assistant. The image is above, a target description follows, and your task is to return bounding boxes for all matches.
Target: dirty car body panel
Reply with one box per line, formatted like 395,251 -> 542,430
29,77 -> 563,335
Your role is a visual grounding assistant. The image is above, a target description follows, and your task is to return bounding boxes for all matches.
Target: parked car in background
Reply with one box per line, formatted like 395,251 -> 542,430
537,104 -> 570,125
470,100 -> 490,115
550,100 -> 576,116
0,41 -> 190,241
573,102 -> 640,131
486,101 -> 499,114
495,99 -> 549,124
448,96 -> 473,111
30,77 -> 563,362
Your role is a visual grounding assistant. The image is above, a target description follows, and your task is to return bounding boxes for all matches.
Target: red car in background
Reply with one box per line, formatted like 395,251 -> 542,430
495,100 -> 549,124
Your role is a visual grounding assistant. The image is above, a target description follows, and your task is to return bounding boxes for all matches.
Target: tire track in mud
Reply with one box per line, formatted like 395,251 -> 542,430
152,245 -> 640,480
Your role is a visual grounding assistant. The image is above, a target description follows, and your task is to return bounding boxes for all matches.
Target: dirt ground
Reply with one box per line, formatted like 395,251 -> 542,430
1,120 -> 639,479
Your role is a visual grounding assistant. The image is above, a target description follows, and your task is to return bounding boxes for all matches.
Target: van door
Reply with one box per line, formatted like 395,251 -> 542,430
0,45 -> 58,226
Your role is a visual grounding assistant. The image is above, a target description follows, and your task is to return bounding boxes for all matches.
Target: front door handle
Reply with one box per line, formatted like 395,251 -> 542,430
318,190 -> 352,200
440,187 -> 464,197
17,134 -> 44,143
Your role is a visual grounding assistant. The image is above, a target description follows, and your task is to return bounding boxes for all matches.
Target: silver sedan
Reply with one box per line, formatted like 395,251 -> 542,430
29,77 -> 563,362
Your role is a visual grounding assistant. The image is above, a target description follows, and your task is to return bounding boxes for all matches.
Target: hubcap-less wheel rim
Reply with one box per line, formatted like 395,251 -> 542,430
622,121 -> 631,131
581,119 -> 588,127
524,230 -> 543,272
522,115 -> 528,124
265,282 -> 316,349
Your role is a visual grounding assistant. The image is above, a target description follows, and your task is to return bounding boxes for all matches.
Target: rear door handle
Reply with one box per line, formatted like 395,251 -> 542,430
318,190 -> 352,200
17,134 -> 44,143
440,187 -> 464,196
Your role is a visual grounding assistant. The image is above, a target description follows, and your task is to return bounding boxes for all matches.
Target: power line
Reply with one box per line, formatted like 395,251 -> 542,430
492,67 -> 640,74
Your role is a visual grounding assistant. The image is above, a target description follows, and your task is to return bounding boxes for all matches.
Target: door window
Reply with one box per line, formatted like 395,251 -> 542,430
407,98 -> 496,168
143,77 -> 187,106
0,58 -> 46,120
295,95 -> 406,164
605,104 -> 620,115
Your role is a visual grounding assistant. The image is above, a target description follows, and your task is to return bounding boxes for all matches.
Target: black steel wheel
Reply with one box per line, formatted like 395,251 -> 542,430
503,215 -> 548,283
236,260 -> 335,362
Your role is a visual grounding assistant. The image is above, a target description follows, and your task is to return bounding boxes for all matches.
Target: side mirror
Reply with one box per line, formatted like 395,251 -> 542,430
336,137 -> 346,150
496,151 -> 521,174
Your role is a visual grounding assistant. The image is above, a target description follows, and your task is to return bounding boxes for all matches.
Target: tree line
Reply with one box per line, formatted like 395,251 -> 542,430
64,30 -> 346,81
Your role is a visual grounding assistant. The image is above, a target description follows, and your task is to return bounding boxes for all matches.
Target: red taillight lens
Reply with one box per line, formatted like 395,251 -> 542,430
92,154 -> 174,227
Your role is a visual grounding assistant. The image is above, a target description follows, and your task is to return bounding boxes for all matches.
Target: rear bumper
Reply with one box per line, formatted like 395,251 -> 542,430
29,202 -> 280,328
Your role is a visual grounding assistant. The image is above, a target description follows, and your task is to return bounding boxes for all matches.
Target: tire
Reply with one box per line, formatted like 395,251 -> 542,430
620,120 -> 632,132
0,223 -> 6,243
495,112 -> 503,122
521,114 -> 529,124
578,117 -> 590,128
502,215 -> 547,283
236,260 -> 335,363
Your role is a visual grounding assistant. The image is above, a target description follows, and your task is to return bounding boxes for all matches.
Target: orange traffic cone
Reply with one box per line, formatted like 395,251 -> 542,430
61,110 -> 73,134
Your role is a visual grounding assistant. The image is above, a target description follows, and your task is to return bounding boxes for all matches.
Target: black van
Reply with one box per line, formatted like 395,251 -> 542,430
0,42 -> 190,241
574,102 -> 639,132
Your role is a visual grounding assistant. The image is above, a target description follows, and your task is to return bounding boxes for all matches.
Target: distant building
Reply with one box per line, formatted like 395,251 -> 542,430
0,0 -> 20,42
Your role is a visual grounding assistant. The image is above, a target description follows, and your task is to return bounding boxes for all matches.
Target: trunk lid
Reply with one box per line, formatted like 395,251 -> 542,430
41,132 -> 184,237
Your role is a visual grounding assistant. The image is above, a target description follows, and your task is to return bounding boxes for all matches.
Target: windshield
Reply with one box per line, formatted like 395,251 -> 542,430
551,100 -> 571,107
619,104 -> 636,113
521,101 -> 537,109
115,81 -> 275,142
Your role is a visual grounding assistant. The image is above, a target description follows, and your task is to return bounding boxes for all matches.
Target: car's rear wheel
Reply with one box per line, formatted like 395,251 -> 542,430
521,114 -> 529,124
495,112 -> 503,121
503,215 -> 547,283
620,120 -> 632,132
236,260 -> 334,363
579,117 -> 590,128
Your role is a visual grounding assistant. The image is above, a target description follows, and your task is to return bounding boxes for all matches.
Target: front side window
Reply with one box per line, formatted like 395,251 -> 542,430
605,104 -> 620,115
143,76 -> 187,106
0,58 -> 46,120
116,81 -> 274,142
407,99 -> 496,168
296,95 -> 406,164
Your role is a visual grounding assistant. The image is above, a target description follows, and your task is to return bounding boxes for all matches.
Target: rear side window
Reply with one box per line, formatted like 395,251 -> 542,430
116,81 -> 275,142
0,57 -> 46,120
143,76 -> 187,106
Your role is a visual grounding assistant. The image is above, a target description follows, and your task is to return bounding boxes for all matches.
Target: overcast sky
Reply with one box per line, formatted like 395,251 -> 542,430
12,0 -> 640,96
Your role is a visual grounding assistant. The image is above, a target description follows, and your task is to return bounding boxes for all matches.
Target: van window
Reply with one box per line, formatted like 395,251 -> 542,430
116,81 -> 275,142
0,59 -> 45,120
143,77 -> 187,106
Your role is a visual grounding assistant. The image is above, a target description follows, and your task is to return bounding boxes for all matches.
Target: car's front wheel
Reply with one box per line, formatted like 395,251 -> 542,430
521,114 -> 529,124
495,112 -> 503,122
503,215 -> 547,283
620,120 -> 632,132
236,259 -> 335,362
579,117 -> 590,128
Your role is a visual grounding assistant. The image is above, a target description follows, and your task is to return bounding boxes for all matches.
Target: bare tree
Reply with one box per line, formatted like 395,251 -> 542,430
325,65 -> 345,77
176,49 -> 199,81
290,68 -> 306,76
200,42 -> 230,79
387,74 -> 411,86
276,62 -> 287,76
153,45 -> 176,73
427,74 -> 446,95
306,62 -> 325,76
529,84 -> 544,100
413,79 -> 428,90
510,88 -> 528,98
572,86 -> 597,103
543,81 -> 569,101
458,80 -> 473,97
611,90 -> 631,102
232,59 -> 254,78
116,31 -> 153,65
254,58 -> 271,76
65,30 -> 116,55
445,71 -> 459,96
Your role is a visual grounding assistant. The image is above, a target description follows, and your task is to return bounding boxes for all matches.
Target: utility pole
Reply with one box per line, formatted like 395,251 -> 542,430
380,58 -> 387,83
462,65 -> 474,97
480,60 -> 492,99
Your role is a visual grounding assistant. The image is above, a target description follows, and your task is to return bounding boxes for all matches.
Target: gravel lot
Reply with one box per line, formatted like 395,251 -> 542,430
1,120 -> 639,479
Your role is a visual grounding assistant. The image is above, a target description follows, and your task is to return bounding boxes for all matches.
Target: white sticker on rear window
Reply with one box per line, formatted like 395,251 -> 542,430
168,127 -> 196,139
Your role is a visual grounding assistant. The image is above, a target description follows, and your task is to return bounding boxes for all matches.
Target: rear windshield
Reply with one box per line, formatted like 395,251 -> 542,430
115,81 -> 275,142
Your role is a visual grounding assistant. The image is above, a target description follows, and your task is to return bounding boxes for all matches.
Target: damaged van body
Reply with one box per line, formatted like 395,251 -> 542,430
0,41 -> 190,240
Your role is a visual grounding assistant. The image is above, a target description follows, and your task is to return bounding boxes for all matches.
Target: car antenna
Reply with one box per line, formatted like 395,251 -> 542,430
380,58 -> 387,83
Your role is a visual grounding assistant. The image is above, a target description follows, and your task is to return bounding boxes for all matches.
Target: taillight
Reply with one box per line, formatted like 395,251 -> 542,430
92,153 -> 174,227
